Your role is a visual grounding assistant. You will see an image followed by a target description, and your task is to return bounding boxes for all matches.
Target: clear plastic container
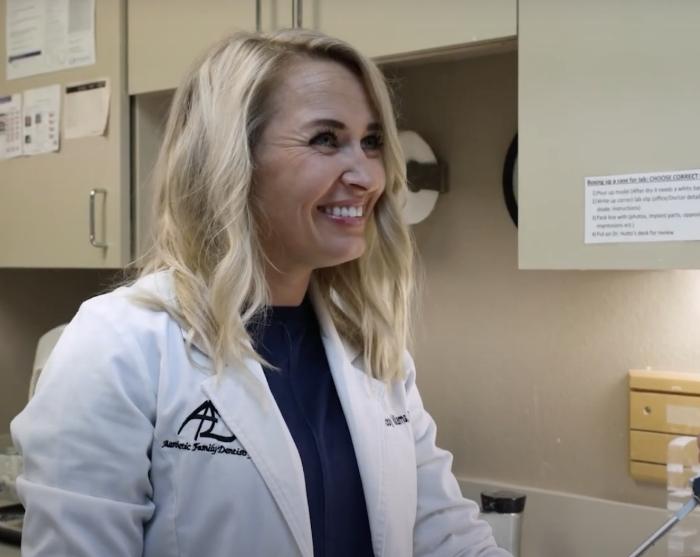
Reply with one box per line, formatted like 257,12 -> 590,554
666,436 -> 700,556
0,433 -> 21,503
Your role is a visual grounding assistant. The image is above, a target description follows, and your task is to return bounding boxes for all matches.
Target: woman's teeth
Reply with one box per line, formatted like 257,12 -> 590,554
321,206 -> 363,218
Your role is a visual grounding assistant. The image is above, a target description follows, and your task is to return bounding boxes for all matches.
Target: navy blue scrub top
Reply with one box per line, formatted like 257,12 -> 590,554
249,296 -> 375,557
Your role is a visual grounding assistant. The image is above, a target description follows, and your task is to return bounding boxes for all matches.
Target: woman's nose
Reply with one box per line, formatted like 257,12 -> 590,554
340,146 -> 383,191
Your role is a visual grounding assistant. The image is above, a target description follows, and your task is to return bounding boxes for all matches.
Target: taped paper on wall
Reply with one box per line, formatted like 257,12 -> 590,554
585,169 -> 700,244
0,93 -> 22,159
22,84 -> 60,155
64,78 -> 109,139
6,0 -> 95,80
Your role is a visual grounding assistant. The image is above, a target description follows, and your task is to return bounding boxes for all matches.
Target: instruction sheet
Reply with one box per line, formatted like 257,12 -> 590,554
22,84 -> 60,155
585,169 -> 700,244
6,0 -> 95,80
0,93 -> 22,159
64,78 -> 109,139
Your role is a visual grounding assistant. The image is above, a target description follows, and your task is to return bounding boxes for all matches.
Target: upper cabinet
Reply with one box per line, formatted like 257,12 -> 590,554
128,0 -> 256,94
300,0 -> 516,61
0,0 -> 130,268
128,0 -> 517,94
519,0 -> 700,269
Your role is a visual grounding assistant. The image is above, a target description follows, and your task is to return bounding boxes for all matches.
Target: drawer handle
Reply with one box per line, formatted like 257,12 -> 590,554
643,405 -> 652,415
89,188 -> 108,248
292,0 -> 302,28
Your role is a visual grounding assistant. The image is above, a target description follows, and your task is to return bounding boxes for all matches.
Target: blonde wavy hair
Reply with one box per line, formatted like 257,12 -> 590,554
139,29 -> 416,382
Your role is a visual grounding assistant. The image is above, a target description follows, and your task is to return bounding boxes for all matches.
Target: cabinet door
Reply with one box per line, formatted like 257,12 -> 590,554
128,0 -> 256,94
0,0 -> 129,268
519,0 -> 700,269
300,0 -> 516,60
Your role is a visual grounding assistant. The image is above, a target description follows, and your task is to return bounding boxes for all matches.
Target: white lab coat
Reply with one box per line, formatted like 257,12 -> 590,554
11,272 -> 509,557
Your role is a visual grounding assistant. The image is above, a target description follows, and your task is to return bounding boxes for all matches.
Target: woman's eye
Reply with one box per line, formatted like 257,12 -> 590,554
361,134 -> 383,151
310,131 -> 338,148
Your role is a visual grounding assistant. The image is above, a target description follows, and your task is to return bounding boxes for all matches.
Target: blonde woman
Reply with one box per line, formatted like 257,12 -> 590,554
12,30 -> 509,557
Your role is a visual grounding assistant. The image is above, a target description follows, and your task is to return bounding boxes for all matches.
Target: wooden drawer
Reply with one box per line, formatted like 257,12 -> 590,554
629,461 -> 696,486
629,431 -> 697,465
630,391 -> 700,435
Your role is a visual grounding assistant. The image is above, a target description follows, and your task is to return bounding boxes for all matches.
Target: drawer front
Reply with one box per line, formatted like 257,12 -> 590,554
629,431 -> 698,464
629,391 -> 700,435
629,461 -> 696,486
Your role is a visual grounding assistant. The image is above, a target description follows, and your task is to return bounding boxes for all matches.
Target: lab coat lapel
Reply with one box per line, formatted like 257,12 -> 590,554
310,289 -> 388,557
201,360 -> 313,557
157,271 -> 312,554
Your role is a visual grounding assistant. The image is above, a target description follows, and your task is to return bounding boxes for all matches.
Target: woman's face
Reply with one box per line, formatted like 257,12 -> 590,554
253,58 -> 386,277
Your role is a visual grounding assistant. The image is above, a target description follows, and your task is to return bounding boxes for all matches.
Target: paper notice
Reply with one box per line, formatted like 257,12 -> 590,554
0,94 -> 23,159
22,84 -> 60,155
6,0 -> 95,80
585,169 -> 700,244
64,78 -> 109,139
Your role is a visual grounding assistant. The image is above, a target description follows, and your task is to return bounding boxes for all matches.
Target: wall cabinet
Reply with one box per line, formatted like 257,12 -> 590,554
300,0 -> 515,61
128,0 -> 516,94
519,0 -> 700,269
0,0 -> 130,268
127,0 -> 257,94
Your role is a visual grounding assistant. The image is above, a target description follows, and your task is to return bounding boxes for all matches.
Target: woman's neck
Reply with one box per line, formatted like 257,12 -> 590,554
265,265 -> 312,306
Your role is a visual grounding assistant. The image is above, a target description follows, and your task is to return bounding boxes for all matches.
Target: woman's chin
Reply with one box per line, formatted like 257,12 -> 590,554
314,244 -> 366,269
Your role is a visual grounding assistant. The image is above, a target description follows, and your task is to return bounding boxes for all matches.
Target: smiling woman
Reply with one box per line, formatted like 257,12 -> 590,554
10,29 -> 510,557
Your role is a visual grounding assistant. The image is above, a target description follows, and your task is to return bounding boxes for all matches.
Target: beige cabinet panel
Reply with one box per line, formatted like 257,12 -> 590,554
131,91 -> 173,261
128,0 -> 257,94
128,1 -> 515,95
301,0 -> 516,60
519,0 -> 700,269
0,0 -> 129,268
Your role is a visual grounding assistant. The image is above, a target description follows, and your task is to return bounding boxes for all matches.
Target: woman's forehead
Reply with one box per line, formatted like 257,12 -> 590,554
272,59 -> 378,123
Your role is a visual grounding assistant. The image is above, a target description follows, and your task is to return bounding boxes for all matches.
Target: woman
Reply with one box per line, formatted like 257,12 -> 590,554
12,30 -> 509,556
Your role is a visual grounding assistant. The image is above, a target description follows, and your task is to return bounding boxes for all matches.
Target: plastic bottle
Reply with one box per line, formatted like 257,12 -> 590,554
480,490 -> 527,556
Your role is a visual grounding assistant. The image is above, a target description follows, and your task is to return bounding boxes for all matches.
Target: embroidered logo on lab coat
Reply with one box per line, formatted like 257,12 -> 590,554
178,400 -> 236,442
161,399 -> 249,458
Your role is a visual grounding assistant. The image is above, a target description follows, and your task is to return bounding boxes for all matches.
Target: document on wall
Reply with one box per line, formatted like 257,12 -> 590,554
64,78 -> 109,139
0,93 -> 23,159
22,84 -> 60,155
6,0 -> 95,80
585,169 -> 700,244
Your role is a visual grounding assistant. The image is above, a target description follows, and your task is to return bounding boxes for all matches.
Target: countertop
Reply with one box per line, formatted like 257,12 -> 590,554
0,541 -> 19,556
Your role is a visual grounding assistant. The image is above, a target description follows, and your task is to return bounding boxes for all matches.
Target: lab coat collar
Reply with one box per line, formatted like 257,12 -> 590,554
309,286 -> 388,557
201,363 -> 314,557
201,290 -> 389,557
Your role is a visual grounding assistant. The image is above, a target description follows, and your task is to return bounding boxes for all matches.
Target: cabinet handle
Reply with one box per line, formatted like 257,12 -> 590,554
255,0 -> 261,32
292,0 -> 302,28
89,188 -> 108,248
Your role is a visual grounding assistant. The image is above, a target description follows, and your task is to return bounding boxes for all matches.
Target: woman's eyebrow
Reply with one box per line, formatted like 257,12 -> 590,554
303,118 -> 383,132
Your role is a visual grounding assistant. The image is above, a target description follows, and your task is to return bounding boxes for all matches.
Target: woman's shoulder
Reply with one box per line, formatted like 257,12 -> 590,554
72,270 -> 182,350
81,269 -> 175,318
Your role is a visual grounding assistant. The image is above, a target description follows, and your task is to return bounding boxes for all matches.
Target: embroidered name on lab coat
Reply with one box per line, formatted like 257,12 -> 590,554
384,413 -> 410,427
